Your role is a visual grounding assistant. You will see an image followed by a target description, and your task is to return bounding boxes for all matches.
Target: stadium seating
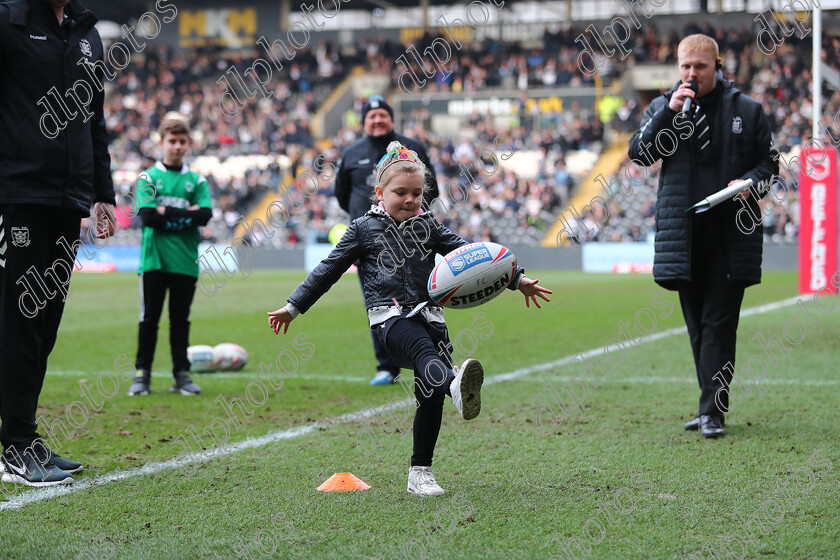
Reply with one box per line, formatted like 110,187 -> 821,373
103,24 -> 840,247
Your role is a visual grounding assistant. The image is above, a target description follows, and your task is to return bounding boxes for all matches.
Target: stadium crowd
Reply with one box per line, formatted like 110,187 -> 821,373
99,19 -> 840,248
102,39 -> 601,248
102,40 -> 344,245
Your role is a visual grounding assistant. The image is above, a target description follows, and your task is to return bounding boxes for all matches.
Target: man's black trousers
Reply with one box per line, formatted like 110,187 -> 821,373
359,273 -> 399,375
0,205 -> 81,452
677,263 -> 746,417
135,271 -> 197,375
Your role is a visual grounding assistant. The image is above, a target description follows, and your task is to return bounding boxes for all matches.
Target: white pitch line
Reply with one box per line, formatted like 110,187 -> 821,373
523,375 -> 840,386
485,295 -> 806,384
0,295 -> 805,511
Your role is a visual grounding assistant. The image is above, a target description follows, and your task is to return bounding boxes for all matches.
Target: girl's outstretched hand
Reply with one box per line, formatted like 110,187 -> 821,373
268,308 -> 294,334
518,276 -> 552,309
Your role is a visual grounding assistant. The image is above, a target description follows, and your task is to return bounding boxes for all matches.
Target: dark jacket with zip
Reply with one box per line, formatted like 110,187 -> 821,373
0,0 -> 115,215
628,78 -> 778,289
288,206 -> 524,314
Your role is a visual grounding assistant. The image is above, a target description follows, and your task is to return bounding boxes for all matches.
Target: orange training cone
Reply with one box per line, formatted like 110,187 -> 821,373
316,472 -> 371,492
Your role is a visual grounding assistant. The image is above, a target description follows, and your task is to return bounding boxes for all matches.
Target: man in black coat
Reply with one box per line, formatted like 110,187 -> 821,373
334,95 -> 439,385
0,0 -> 116,485
629,34 -> 778,438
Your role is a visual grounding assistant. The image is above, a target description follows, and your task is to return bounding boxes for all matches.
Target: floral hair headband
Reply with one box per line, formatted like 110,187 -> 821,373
375,141 -> 425,183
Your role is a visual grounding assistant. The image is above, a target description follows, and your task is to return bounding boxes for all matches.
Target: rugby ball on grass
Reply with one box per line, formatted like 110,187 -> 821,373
187,345 -> 220,373
214,343 -> 248,371
428,242 -> 517,309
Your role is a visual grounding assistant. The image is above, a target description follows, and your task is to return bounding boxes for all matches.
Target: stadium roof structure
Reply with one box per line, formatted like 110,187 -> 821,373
83,0 -> 553,25
84,0 -> 515,21
82,0 -> 840,30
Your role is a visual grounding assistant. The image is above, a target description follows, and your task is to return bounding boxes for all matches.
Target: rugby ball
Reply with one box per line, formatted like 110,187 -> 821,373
214,343 -> 248,371
187,345 -> 220,373
428,242 -> 517,309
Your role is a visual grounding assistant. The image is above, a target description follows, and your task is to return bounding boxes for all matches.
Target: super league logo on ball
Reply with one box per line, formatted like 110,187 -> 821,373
447,246 -> 492,276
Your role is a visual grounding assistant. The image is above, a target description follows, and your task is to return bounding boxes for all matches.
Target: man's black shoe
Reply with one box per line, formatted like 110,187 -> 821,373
685,415 -> 725,431
45,450 -> 83,474
1,449 -> 73,487
31,441 -> 84,474
700,415 -> 725,438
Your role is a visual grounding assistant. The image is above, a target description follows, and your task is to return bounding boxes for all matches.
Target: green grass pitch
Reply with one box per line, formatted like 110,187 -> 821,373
0,270 -> 837,559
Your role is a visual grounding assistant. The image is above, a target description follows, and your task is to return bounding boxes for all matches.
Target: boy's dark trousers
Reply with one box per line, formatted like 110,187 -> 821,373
380,316 -> 455,467
135,271 -> 197,374
0,205 -> 81,453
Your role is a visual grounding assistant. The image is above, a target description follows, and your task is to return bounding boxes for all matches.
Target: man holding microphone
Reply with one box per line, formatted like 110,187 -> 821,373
629,34 -> 778,438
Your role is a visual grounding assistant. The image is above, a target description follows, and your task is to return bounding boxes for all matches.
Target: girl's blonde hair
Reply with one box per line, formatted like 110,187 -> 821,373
374,141 -> 427,192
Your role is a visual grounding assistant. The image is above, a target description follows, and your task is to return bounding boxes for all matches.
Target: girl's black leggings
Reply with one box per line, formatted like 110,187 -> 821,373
381,317 -> 455,467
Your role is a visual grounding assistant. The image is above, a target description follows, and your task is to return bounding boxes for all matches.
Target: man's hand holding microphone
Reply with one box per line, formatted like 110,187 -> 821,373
669,80 -> 698,114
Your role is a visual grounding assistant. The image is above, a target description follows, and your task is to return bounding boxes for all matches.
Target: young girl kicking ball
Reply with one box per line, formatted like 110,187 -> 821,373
267,142 -> 551,496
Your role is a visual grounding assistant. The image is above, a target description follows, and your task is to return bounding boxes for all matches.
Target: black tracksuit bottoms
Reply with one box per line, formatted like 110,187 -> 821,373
135,271 -> 197,375
359,273 -> 399,375
0,205 -> 81,453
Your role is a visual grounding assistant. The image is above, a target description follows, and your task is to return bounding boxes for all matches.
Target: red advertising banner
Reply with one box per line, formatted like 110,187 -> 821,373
798,145 -> 839,294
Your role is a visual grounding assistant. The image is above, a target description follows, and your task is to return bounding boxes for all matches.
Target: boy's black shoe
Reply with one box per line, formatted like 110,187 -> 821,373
170,371 -> 201,395
128,369 -> 151,396
1,448 -> 73,487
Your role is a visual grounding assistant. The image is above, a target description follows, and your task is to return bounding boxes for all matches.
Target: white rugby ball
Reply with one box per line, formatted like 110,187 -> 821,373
187,345 -> 220,373
428,242 -> 517,309
214,343 -> 248,371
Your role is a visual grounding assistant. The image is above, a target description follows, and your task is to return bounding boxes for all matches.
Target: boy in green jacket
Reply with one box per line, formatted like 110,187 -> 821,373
129,114 -> 213,396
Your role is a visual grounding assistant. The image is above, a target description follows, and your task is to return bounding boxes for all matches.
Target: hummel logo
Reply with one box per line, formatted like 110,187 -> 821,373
29,34 -> 47,41
358,159 -> 370,164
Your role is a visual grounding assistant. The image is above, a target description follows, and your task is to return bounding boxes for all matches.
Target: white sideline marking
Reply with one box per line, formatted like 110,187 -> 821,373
0,295 -> 805,511
522,375 -> 840,386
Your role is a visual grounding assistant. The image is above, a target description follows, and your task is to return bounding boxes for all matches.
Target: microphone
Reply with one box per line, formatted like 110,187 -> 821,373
681,80 -> 698,115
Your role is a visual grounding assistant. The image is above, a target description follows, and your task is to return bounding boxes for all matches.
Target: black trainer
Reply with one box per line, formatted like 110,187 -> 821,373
0,442 -> 82,475
170,371 -> 201,395
1,446 -> 73,487
128,369 -> 151,396
44,449 -> 83,474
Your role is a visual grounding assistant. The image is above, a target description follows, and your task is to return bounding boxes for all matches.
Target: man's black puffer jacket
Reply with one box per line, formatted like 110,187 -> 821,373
628,78 -> 779,289
0,0 -> 115,214
288,206 -> 524,314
